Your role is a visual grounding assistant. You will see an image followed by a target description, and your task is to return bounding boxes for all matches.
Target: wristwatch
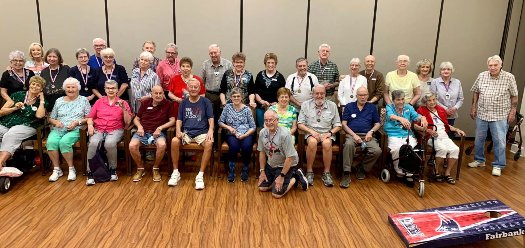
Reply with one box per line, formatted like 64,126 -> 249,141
279,172 -> 286,178
259,169 -> 265,173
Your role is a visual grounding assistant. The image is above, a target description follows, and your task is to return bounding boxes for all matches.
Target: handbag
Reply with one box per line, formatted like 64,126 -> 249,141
88,139 -> 111,182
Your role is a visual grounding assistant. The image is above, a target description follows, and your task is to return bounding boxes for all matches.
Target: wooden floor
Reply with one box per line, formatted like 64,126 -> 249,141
0,141 -> 524,247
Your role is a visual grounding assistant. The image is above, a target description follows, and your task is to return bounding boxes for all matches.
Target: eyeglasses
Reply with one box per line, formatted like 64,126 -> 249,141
166,51 -> 178,55
105,87 -> 117,90
264,118 -> 276,123
11,59 -> 25,63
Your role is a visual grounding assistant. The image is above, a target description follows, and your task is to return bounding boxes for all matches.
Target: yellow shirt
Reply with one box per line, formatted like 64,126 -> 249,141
385,70 -> 419,103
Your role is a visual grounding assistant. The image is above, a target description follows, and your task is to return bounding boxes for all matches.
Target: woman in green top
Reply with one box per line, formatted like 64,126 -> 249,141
0,76 -> 47,171
269,87 -> 298,142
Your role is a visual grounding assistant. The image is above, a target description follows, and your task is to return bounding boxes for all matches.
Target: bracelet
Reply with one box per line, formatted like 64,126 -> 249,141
259,169 -> 264,172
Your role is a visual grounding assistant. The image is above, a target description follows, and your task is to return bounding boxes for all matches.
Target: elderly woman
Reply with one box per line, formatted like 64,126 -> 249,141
384,90 -> 427,176
41,48 -> 70,111
167,57 -> 205,114
1,51 -> 35,102
69,48 -> 97,103
269,87 -> 297,141
85,80 -> 132,186
130,51 -> 160,112
415,59 -> 433,108
90,48 -> 129,100
47,77 -> 91,182
220,52 -> 255,108
156,43 -> 181,91
218,88 -> 256,182
416,93 -> 465,184
429,62 -> 464,126
253,53 -> 286,127
338,58 -> 367,107
24,42 -> 48,75
0,76 -> 47,172
384,55 -> 420,105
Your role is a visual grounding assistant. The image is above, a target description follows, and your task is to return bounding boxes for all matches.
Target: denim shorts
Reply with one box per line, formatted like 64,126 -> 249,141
132,132 -> 166,145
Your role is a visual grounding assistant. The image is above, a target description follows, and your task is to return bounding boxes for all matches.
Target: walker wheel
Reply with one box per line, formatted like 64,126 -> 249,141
381,169 -> 390,183
514,151 -> 521,161
0,177 -> 11,193
417,180 -> 425,197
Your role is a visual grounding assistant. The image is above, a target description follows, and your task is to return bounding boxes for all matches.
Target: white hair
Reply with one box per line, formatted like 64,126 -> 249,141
9,50 -> 25,61
439,61 -> 455,72
92,38 -> 107,45
208,44 -> 220,52
139,51 -> 154,62
62,77 -> 81,91
350,58 -> 361,65
100,48 -> 115,57
318,44 -> 331,51
487,55 -> 502,65
397,54 -> 410,63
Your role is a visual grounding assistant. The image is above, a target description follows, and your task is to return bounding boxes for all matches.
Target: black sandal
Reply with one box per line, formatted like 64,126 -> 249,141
444,175 -> 456,185
434,174 -> 443,182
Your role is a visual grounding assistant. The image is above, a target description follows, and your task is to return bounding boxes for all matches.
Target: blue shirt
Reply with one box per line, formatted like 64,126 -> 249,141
342,102 -> 380,134
429,77 -> 464,119
218,103 -> 256,135
384,103 -> 420,138
178,97 -> 214,137
88,55 -> 116,70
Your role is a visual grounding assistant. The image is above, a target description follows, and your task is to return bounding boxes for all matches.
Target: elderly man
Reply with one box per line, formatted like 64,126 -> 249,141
340,87 -> 382,188
359,55 -> 385,105
258,109 -> 308,198
468,55 -> 518,177
132,41 -> 161,72
298,85 -> 341,187
201,44 -> 233,129
308,44 -> 340,103
285,57 -> 320,110
384,55 -> 420,105
88,38 -> 109,69
129,85 -> 176,182
169,78 -> 214,189
156,43 -> 181,91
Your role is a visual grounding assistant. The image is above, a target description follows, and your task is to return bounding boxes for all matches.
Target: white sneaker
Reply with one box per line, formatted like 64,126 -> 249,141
49,168 -> 63,182
86,172 -> 95,186
67,168 -> 76,181
492,167 -> 502,176
168,171 -> 181,186
468,161 -> 485,168
195,175 -> 205,190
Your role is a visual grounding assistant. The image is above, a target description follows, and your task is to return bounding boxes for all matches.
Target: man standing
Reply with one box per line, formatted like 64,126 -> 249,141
258,109 -> 308,198
285,57 -> 320,110
340,87 -> 382,188
88,38 -> 108,69
308,44 -> 340,103
156,43 -> 181,91
468,55 -> 518,177
129,85 -> 176,182
169,79 -> 214,189
201,44 -> 232,128
359,55 -> 385,105
298,85 -> 341,187
132,41 -> 161,72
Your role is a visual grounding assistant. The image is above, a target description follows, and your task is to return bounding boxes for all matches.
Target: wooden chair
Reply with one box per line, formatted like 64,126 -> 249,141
297,129 -> 342,173
167,128 -> 214,176
215,127 -> 259,178
127,124 -> 174,174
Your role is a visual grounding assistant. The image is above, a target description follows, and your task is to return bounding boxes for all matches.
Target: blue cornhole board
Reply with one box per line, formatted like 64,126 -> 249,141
388,199 -> 525,247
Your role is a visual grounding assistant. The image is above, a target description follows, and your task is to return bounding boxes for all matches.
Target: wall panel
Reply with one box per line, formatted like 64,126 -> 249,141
308,0 -> 375,76
435,0 -> 508,136
0,0 -> 40,70
373,0 -> 441,73
107,0 -> 173,72
176,0 -> 240,75
244,0 -> 307,77
40,0 -> 106,67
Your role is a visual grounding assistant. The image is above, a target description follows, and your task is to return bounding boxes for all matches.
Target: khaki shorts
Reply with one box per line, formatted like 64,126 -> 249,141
182,133 -> 208,145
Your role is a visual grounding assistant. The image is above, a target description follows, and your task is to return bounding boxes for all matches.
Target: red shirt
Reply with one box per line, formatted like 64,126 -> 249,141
137,98 -> 176,133
88,96 -> 132,132
168,75 -> 205,114
416,105 -> 450,133
156,58 -> 181,90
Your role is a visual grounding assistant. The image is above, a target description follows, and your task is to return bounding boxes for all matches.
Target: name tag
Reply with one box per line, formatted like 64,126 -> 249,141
351,114 -> 356,118
427,81 -> 431,85
372,78 -> 376,81
271,78 -> 277,81
147,107 -> 153,110
214,72 -> 219,76
325,67 -> 331,70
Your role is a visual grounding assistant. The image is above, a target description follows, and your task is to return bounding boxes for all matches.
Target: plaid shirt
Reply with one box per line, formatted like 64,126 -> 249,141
471,70 -> 518,121
308,60 -> 340,95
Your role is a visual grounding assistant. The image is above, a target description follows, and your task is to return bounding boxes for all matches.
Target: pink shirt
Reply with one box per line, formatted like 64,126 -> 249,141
156,58 -> 181,90
87,96 -> 132,132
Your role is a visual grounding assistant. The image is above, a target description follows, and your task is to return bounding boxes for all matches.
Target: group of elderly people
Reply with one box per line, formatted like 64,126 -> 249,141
0,38 -> 517,198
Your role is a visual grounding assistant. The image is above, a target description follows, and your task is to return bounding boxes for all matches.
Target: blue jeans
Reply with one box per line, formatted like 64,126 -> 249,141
474,117 -> 507,168
226,135 -> 253,164
255,107 -> 265,127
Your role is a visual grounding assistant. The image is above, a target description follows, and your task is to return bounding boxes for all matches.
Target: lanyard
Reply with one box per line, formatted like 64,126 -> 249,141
12,69 -> 26,85
104,66 -> 115,81
234,70 -> 244,87
49,66 -> 60,83
78,65 -> 90,85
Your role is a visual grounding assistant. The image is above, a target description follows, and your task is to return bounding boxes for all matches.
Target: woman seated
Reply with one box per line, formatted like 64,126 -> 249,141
268,87 -> 297,143
218,88 -> 256,182
85,80 -> 132,186
416,93 -> 465,184
384,90 -> 427,176
0,76 -> 47,171
47,77 -> 91,182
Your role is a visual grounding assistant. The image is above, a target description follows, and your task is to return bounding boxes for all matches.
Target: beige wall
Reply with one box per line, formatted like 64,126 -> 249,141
0,0 -> 523,137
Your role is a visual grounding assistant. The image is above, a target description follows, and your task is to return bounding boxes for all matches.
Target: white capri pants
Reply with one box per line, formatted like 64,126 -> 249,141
0,124 -> 37,155
427,137 -> 459,159
388,136 -> 417,175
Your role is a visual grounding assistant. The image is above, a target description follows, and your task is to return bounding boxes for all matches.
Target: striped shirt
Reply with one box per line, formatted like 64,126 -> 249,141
129,68 -> 160,112
471,70 -> 518,121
